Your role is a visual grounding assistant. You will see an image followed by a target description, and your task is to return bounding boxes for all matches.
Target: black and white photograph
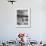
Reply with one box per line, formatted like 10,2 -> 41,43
16,8 -> 31,28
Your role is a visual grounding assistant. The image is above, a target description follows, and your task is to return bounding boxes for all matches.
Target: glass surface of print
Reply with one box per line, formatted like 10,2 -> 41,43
16,8 -> 31,28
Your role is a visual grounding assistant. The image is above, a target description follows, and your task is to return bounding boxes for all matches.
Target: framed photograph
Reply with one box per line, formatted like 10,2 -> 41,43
16,8 -> 31,28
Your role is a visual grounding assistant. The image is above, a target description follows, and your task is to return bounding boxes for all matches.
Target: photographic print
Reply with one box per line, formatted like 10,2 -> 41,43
16,8 -> 31,28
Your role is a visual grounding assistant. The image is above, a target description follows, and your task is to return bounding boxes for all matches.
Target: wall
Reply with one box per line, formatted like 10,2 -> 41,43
0,0 -> 46,42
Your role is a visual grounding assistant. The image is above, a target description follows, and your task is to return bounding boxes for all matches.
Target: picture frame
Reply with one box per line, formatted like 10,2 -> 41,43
16,8 -> 31,28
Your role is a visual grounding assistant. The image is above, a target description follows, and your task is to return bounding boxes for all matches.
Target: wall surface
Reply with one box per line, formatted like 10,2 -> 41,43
0,0 -> 46,42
